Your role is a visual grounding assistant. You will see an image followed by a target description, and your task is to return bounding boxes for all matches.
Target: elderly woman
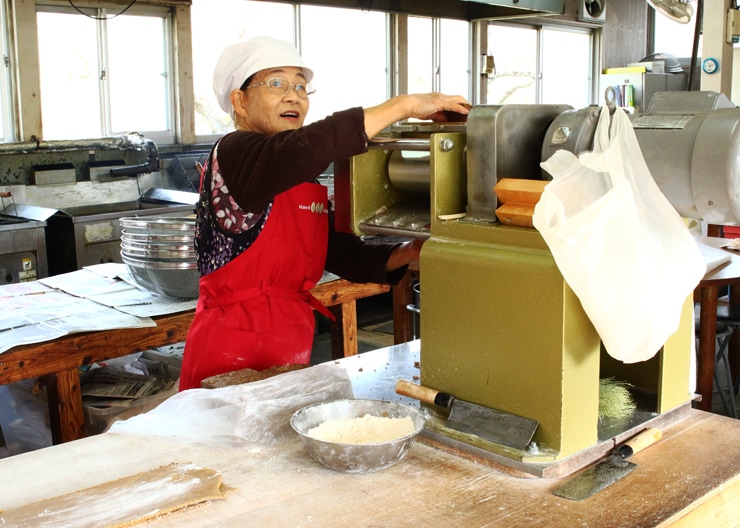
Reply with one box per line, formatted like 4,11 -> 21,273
179,36 -> 471,390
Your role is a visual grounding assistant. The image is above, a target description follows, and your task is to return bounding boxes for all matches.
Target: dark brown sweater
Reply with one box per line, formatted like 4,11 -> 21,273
216,107 -> 405,285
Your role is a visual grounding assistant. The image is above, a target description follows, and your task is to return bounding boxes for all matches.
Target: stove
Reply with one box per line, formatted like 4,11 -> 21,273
45,200 -> 195,276
0,218 -> 48,284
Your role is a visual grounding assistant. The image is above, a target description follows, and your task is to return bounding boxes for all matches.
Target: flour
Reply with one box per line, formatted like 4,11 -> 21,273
306,414 -> 415,444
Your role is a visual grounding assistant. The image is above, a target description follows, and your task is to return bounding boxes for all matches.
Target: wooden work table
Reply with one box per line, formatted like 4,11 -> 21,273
694,237 -> 740,412
0,278 -> 394,444
0,342 -> 738,527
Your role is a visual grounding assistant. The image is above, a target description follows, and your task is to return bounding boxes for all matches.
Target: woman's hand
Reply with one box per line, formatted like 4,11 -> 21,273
403,93 -> 472,121
385,239 -> 424,272
364,93 -> 471,139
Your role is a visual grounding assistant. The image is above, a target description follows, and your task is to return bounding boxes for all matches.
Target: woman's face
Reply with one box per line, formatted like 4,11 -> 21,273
232,66 -> 310,135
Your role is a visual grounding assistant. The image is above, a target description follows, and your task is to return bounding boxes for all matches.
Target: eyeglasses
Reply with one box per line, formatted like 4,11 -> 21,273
244,77 -> 315,99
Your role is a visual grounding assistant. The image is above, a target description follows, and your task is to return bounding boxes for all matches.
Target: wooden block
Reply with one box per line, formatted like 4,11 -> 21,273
495,203 -> 536,227
200,364 -> 310,389
493,178 -> 548,206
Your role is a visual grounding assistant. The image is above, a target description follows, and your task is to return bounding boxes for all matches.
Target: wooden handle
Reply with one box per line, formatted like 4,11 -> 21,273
0,191 -> 11,198
618,427 -> 662,458
395,379 -> 439,405
493,178 -> 548,205
495,203 -> 536,227
493,178 -> 548,228
395,379 -> 454,408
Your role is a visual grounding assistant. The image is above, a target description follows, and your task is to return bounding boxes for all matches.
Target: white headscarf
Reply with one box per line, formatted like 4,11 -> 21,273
212,36 -> 314,114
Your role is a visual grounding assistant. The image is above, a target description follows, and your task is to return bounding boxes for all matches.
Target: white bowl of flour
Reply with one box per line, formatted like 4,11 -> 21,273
290,399 -> 425,473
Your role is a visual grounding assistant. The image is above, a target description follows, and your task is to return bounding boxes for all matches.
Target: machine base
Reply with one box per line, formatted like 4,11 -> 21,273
419,402 -> 692,479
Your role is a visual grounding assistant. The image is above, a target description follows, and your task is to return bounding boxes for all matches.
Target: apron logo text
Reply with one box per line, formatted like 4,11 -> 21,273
300,202 -> 326,214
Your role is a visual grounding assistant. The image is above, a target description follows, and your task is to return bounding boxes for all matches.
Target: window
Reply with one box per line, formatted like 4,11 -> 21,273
487,23 -> 594,108
487,24 -> 537,104
191,1 -> 472,141
407,16 -> 470,97
300,6 -> 387,123
408,16 -> 435,93
36,6 -> 173,142
541,27 -> 592,108
440,19 -> 470,97
191,1 -> 388,139
653,11 -> 699,58
191,0 -> 295,138
0,0 -> 13,143
107,14 -> 171,134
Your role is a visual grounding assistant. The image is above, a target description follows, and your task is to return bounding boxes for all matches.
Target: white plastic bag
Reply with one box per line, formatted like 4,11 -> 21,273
108,363 -> 353,445
533,105 -> 705,363
0,380 -> 53,457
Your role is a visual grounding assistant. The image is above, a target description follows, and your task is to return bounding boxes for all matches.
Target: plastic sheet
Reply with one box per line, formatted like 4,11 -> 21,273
534,105 -> 705,363
0,380 -> 53,457
108,364 -> 354,446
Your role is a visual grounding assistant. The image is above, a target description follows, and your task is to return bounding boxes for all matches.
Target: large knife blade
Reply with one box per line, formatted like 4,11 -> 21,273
553,427 -> 662,501
395,379 -> 538,449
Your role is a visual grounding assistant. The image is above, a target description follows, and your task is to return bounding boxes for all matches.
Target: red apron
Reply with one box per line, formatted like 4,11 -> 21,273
179,182 -> 330,390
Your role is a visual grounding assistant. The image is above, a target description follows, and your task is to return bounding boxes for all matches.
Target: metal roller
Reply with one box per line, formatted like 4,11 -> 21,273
387,150 -> 432,194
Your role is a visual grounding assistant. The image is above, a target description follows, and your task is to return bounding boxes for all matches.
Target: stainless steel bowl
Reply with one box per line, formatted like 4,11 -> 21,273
290,399 -> 425,474
124,259 -> 157,292
118,216 -> 198,299
121,231 -> 195,245
121,242 -> 196,260
122,254 -> 199,299
119,217 -> 196,231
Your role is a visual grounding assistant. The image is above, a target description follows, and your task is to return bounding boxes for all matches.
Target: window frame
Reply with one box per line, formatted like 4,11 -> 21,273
34,2 -> 176,143
0,0 -> 15,142
540,23 -> 596,107
9,1 -> 602,147
485,20 -> 598,107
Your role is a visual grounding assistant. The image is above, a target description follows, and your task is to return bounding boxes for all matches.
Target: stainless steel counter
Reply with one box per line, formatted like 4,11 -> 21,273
338,338 -> 421,404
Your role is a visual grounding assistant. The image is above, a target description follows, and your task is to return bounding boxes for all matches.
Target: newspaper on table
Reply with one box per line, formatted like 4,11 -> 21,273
0,283 -> 155,354
0,265 -> 196,354
44,264 -> 197,317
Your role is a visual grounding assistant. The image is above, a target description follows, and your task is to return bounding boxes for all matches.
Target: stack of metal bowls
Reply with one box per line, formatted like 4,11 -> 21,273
119,217 -> 199,299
